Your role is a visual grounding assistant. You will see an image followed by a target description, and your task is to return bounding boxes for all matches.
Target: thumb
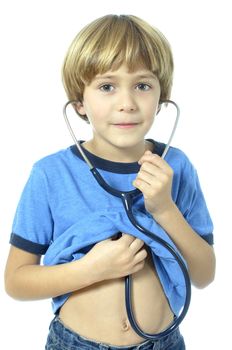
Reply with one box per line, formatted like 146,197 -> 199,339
138,149 -> 152,164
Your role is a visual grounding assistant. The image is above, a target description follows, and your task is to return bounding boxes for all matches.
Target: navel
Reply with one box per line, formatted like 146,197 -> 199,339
121,318 -> 130,332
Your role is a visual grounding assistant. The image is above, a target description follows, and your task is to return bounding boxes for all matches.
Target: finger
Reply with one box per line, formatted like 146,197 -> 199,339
135,170 -> 154,186
136,167 -> 170,187
139,153 -> 172,173
134,248 -> 148,264
140,161 -> 165,177
129,238 -> 145,253
138,151 -> 155,164
132,261 -> 146,273
139,154 -> 166,169
120,233 -> 136,245
133,178 -> 152,198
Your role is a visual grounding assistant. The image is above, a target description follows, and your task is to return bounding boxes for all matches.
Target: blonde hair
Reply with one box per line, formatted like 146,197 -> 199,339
62,14 -> 174,121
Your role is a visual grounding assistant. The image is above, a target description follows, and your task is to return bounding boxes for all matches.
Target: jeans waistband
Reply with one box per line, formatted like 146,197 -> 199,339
47,316 -> 183,350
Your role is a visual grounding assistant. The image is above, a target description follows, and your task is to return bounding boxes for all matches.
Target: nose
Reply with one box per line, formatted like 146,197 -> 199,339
117,90 -> 137,112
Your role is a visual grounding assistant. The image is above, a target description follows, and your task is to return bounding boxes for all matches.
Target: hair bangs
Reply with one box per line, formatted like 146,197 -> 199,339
81,18 -> 159,84
62,14 -> 173,115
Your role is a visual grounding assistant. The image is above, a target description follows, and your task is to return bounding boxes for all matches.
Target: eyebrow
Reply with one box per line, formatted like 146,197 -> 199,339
135,74 -> 157,80
94,73 -> 157,81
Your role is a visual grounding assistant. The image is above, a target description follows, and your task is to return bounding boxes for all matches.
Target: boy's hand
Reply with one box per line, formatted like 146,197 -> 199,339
133,150 -> 174,217
84,234 -> 147,282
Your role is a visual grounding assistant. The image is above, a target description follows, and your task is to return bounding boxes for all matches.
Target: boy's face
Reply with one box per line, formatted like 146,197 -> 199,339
76,64 -> 161,161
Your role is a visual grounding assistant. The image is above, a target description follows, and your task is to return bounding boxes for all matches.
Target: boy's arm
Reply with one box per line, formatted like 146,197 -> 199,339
4,246 -> 97,300
4,234 -> 147,300
133,150 -> 216,289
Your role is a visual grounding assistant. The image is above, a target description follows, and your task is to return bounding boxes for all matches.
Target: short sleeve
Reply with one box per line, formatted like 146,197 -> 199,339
175,159 -> 214,245
10,165 -> 54,254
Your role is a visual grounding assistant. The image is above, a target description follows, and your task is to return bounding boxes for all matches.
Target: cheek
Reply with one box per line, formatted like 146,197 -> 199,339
82,101 -> 99,120
145,115 -> 156,132
84,104 -> 107,128
142,99 -> 159,129
144,100 -> 159,121
83,93 -> 109,116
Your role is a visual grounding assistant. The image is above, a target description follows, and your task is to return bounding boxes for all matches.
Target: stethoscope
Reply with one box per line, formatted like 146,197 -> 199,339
63,100 -> 191,340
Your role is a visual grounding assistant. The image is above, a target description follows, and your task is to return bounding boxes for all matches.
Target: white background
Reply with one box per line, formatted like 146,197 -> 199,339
0,0 -> 231,349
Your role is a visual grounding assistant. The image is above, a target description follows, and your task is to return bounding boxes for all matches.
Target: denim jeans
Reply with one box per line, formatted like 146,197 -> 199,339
45,317 -> 185,350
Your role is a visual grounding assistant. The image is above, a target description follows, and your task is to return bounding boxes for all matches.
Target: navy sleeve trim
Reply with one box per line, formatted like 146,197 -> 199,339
10,233 -> 49,255
201,234 -> 214,245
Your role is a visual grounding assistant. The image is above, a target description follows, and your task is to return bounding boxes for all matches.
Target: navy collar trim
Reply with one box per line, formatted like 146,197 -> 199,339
70,139 -> 166,174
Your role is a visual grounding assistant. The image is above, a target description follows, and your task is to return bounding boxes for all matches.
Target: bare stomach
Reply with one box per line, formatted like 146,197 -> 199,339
59,250 -> 173,346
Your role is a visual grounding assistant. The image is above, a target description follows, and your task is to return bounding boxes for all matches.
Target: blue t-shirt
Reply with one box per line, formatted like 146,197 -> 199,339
10,140 -> 214,315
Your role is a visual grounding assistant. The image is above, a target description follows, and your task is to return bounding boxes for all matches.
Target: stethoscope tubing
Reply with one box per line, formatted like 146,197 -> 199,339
122,192 -> 191,339
90,168 -> 191,339
63,99 -> 191,340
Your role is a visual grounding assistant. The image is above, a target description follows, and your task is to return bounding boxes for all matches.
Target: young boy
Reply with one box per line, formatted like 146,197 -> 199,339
4,15 -> 215,350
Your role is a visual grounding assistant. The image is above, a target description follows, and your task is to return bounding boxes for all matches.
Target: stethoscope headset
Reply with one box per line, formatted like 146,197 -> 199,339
63,99 -> 191,340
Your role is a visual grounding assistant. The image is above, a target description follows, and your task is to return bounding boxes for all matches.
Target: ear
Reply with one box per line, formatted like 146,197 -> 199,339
74,101 -> 86,116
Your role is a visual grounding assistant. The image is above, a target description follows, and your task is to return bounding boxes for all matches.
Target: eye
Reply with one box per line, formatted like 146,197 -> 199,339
136,83 -> 152,91
99,84 -> 114,92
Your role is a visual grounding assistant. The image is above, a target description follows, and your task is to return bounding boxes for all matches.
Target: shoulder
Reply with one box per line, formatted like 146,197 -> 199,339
31,146 -> 79,174
155,141 -> 194,174
33,146 -> 71,166
166,145 -> 190,164
28,145 -> 97,193
164,144 -> 198,189
25,146 -> 84,188
151,140 -> 191,167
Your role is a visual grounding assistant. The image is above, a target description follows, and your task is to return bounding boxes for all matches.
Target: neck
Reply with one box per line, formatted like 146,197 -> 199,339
82,139 -> 153,163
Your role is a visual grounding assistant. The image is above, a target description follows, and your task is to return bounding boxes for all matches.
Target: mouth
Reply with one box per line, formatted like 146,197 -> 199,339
112,123 -> 139,129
